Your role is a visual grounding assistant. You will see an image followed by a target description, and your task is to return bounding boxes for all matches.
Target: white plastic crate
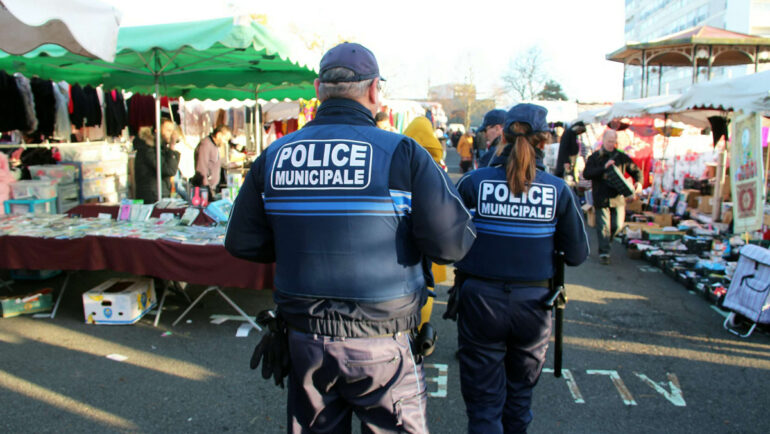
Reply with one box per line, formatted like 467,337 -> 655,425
28,164 -> 78,183
10,180 -> 57,199
60,143 -> 125,162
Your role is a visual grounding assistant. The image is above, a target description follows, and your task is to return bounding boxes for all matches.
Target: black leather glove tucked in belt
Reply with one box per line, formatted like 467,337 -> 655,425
443,269 -> 468,321
250,309 -> 291,388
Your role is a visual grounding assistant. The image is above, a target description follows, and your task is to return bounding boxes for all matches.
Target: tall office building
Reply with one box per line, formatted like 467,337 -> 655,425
622,0 -> 770,99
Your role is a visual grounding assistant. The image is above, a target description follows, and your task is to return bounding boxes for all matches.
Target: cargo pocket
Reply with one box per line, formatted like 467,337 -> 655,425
393,390 -> 428,433
343,351 -> 402,389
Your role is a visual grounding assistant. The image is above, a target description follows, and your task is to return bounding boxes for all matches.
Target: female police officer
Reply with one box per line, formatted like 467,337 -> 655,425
452,103 -> 588,433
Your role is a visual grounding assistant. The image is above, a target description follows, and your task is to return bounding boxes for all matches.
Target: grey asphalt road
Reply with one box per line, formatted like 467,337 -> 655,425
1,146 -> 768,433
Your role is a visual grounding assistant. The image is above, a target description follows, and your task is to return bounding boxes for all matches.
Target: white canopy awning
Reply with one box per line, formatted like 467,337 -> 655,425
671,69 -> 770,115
0,0 -> 121,62
599,94 -> 681,123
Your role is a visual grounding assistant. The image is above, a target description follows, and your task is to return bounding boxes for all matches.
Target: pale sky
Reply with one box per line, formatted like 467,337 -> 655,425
104,0 -> 627,103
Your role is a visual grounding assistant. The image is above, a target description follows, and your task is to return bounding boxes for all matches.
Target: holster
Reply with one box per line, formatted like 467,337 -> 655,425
250,309 -> 291,388
411,322 -> 437,363
443,269 -> 468,321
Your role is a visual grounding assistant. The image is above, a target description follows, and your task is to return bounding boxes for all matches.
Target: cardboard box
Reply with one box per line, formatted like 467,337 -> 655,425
643,227 -> 686,241
722,209 -> 733,225
681,189 -> 701,208
698,196 -> 714,214
624,222 -> 660,232
82,278 -> 156,325
1,289 -> 53,318
627,199 -> 643,213
654,213 -> 674,227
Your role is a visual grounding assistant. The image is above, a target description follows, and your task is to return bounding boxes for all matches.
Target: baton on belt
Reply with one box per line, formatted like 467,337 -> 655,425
545,251 -> 567,378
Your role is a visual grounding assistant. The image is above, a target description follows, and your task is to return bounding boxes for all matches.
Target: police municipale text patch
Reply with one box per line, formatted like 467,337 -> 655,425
270,140 -> 372,190
477,181 -> 557,222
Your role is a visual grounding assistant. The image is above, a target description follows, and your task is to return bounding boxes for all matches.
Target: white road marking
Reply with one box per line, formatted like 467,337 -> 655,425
634,372 -> 686,407
586,370 -> 638,405
424,363 -> 448,398
543,368 -> 585,404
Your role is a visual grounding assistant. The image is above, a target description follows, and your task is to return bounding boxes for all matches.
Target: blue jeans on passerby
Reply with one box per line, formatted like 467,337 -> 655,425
458,278 -> 552,434
287,330 -> 428,433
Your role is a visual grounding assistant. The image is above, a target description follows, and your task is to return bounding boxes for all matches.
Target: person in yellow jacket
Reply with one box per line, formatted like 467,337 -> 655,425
404,116 -> 444,163
403,116 -> 449,327
456,130 -> 474,172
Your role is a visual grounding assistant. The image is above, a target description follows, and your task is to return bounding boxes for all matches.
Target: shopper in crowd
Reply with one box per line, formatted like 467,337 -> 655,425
192,125 -> 230,197
451,128 -> 462,147
133,119 -> 180,203
456,129 -> 474,173
374,111 -> 395,131
477,109 -> 507,167
404,116 -> 444,164
170,124 -> 194,201
583,128 -> 642,265
225,42 -> 475,433
451,103 -> 588,433
555,121 -> 586,179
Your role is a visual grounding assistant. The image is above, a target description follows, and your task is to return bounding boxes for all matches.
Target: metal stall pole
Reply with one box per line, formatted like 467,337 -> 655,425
154,79 -> 162,202
255,87 -> 262,157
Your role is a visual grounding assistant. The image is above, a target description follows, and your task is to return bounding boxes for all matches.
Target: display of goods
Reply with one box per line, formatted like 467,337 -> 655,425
82,177 -> 117,198
28,164 -> 78,183
683,235 -> 713,254
10,180 -> 57,199
60,144 -> 125,162
80,160 -> 128,178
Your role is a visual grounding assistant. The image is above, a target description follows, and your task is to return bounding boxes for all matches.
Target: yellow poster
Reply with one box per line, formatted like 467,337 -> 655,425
730,113 -> 765,233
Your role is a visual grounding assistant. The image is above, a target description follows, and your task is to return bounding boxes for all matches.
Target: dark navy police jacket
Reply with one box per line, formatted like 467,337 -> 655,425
225,98 -> 476,337
454,145 -> 588,282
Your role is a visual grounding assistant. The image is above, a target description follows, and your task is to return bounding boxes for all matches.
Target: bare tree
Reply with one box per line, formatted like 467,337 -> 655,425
502,46 -> 548,101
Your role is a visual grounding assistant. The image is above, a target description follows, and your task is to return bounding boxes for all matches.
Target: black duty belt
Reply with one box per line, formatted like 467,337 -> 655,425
466,273 -> 550,289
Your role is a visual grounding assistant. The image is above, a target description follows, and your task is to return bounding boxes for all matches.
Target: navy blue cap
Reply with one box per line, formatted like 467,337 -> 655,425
504,103 -> 549,134
479,109 -> 506,131
319,42 -> 384,83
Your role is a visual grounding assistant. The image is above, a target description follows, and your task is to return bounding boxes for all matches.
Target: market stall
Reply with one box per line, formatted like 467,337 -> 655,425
0,16 -> 318,201
571,70 -> 770,336
0,214 -> 274,327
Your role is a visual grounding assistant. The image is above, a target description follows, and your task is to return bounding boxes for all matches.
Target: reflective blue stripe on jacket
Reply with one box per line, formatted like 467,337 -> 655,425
225,98 -> 476,335
454,145 -> 588,282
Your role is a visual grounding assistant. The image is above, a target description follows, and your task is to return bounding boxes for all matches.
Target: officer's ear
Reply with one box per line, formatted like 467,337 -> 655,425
368,78 -> 380,107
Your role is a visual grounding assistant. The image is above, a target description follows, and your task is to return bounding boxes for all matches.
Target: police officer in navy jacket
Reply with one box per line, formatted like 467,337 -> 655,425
225,42 -> 476,433
453,103 -> 588,433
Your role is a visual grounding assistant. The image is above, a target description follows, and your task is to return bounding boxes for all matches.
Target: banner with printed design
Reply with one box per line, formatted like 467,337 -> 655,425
730,113 -> 765,233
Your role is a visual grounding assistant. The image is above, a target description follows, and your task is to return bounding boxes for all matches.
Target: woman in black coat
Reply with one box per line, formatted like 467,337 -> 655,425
133,126 -> 180,203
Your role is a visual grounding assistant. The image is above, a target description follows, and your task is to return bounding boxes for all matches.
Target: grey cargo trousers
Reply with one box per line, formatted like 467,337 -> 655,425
287,329 -> 428,433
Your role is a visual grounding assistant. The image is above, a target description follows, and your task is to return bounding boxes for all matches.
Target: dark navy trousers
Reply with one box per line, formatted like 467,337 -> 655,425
457,278 -> 552,434
287,330 -> 428,433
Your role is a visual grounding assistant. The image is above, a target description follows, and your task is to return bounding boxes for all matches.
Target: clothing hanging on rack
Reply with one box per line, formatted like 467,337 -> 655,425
0,70 -> 28,132
69,84 -> 88,129
128,93 -> 156,135
14,73 -> 37,133
30,78 -> 56,138
52,81 -> 71,140
104,89 -> 127,137
83,85 -> 103,128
